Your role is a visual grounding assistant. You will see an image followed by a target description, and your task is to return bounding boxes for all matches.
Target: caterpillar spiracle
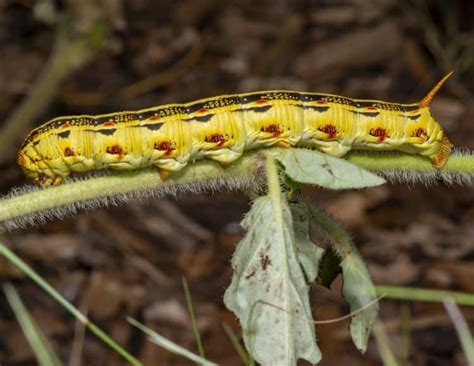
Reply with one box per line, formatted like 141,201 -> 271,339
17,73 -> 454,187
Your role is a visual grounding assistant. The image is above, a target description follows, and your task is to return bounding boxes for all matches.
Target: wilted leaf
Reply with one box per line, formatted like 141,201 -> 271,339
303,203 -> 379,352
340,250 -> 378,352
224,196 -> 321,365
275,148 -> 385,189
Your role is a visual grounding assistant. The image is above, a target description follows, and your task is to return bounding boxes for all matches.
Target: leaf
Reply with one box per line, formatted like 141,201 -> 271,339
275,148 -> 386,189
340,250 -> 379,352
224,196 -> 321,366
290,203 -> 324,283
302,202 -> 379,353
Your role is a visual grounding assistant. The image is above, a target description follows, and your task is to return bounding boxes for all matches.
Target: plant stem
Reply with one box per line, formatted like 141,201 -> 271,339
2,149 -> 474,232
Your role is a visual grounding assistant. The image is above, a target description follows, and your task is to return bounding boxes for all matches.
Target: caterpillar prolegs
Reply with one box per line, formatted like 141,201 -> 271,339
17,73 -> 454,186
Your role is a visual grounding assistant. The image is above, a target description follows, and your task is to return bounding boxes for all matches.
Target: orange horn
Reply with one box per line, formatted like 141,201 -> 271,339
419,71 -> 454,108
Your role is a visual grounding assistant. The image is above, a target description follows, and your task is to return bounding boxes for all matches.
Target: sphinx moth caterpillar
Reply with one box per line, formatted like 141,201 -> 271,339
17,73 -> 454,186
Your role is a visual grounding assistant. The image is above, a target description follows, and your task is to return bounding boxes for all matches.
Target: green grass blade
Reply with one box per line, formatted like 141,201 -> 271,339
221,322 -> 255,366
376,285 -> 474,306
182,277 -> 206,359
3,283 -> 63,366
372,320 -> 399,366
443,298 -> 474,366
127,317 -> 217,366
0,242 -> 142,366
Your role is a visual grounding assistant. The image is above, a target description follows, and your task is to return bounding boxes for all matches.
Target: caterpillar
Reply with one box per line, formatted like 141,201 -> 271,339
17,73 -> 454,187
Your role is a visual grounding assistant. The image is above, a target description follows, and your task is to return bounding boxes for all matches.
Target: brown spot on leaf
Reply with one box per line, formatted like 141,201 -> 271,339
260,254 -> 271,270
245,268 -> 256,280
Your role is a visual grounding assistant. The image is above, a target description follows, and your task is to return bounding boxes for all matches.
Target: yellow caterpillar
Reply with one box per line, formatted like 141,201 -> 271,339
17,73 -> 454,186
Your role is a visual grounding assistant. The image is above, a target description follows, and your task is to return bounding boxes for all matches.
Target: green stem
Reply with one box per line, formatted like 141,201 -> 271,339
2,149 -> 474,231
346,151 -> 474,175
0,243 -> 142,366
375,285 -> 474,306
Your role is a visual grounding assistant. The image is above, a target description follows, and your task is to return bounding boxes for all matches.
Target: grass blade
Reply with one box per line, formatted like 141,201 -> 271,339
182,277 -> 206,358
372,320 -> 399,366
127,317 -> 217,366
3,283 -> 62,366
376,285 -> 474,306
221,322 -> 255,366
443,298 -> 474,366
0,242 -> 142,366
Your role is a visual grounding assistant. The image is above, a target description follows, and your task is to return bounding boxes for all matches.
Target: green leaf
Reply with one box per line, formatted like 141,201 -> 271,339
224,196 -> 321,365
340,249 -> 379,352
275,148 -> 386,189
302,203 -> 378,353
290,203 -> 324,283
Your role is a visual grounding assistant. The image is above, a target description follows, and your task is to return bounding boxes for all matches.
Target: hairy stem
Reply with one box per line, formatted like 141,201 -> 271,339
1,149 -> 474,231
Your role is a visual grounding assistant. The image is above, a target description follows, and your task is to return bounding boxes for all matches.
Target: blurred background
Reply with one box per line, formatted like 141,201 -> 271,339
0,0 -> 473,365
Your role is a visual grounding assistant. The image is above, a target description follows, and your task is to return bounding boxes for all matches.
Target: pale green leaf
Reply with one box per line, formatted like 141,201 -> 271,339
275,148 -> 385,189
340,249 -> 378,352
302,203 -> 379,353
224,196 -> 321,366
290,203 -> 324,283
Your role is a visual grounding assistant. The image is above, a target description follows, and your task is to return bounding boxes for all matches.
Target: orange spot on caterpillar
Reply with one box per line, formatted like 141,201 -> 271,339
197,108 -> 209,113
149,114 -> 161,121
412,128 -> 428,139
205,133 -> 226,146
367,106 -> 377,110
64,147 -> 75,157
369,127 -> 389,142
106,144 -> 124,158
154,141 -> 174,155
264,124 -> 281,137
316,100 -> 327,105
103,121 -> 115,127
318,124 -> 337,138
59,123 -> 71,129
256,98 -> 267,104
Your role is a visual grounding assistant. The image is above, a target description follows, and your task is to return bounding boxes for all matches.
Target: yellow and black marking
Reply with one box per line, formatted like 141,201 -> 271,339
17,73 -> 454,186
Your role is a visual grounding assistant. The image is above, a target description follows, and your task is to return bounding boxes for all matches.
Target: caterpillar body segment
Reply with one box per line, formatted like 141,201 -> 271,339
17,75 -> 454,186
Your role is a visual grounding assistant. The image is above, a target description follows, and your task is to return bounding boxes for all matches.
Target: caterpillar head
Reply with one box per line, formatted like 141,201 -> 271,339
16,148 -> 40,181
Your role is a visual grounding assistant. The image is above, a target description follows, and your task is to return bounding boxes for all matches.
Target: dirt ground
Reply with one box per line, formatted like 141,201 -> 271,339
0,0 -> 473,365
